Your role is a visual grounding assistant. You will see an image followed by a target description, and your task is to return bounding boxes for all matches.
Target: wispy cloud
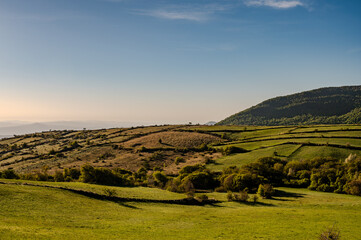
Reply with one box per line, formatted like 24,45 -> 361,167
137,9 -> 207,22
244,0 -> 305,9
135,3 -> 233,22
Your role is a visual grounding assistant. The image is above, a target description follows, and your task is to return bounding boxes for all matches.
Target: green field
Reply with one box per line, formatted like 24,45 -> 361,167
203,124 -> 361,171
1,181 -> 361,240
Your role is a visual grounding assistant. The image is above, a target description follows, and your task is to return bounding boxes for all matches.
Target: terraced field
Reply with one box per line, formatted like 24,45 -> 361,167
0,125 -> 222,174
180,124 -> 361,170
1,124 -> 360,173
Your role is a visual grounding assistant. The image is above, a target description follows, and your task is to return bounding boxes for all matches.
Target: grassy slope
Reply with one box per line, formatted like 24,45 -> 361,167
204,124 -> 361,171
1,124 -> 361,173
0,125 -> 222,174
0,179 -> 187,200
1,182 -> 361,240
208,144 -> 302,170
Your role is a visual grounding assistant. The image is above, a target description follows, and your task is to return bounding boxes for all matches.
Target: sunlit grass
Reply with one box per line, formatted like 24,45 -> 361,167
1,183 -> 361,239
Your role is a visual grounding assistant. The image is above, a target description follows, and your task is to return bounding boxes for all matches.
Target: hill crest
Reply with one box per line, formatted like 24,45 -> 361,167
218,86 -> 361,126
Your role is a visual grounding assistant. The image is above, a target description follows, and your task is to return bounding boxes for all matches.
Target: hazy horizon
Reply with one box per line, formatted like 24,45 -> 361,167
1,0 -> 360,124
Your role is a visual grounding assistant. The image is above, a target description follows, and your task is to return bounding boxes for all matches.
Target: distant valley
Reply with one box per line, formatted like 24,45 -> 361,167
0,121 -> 149,138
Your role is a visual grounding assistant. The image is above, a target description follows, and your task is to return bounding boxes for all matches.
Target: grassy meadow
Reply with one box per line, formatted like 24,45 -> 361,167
1,180 -> 361,240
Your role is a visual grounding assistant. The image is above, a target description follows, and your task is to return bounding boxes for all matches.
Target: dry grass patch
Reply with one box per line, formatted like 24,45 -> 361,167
122,131 -> 222,149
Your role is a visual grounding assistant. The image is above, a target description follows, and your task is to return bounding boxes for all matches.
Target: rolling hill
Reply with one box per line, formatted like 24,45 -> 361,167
0,125 -> 223,174
218,85 -> 361,126
1,124 -> 361,239
1,124 -> 361,174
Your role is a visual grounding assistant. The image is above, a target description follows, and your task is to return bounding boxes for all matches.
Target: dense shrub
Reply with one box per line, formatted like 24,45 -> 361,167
171,164 -> 219,191
35,172 -> 49,181
223,146 -> 248,156
179,164 -> 205,174
54,171 -> 64,182
153,171 -> 168,187
178,178 -> 195,193
166,178 -> 182,192
63,168 -> 81,181
80,165 -> 132,187
0,169 -> 19,179
234,191 -> 249,202
226,191 -> 249,202
346,179 -> 361,196
221,172 -> 261,192
243,157 -> 287,186
134,167 -> 147,183
257,184 -> 274,199
186,171 -> 218,190
218,157 -> 286,192
232,173 -> 261,192
227,191 -> 234,201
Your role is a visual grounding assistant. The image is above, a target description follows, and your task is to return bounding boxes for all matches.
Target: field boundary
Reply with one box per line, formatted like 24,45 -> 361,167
0,181 -> 220,206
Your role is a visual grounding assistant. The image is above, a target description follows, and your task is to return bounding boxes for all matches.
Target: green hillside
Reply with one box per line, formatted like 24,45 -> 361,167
218,86 -> 361,126
1,180 -> 361,240
181,124 -> 361,171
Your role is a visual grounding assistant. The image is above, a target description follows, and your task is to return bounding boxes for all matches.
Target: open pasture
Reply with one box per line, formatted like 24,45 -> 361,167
209,124 -> 361,171
1,181 -> 361,240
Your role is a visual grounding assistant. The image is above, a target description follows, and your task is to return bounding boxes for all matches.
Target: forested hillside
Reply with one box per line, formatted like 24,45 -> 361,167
218,86 -> 361,126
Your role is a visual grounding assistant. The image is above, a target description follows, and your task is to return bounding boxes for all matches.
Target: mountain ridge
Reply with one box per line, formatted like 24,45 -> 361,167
218,85 -> 361,126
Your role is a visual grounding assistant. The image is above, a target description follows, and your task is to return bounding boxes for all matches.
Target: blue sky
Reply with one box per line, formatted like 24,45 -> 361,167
0,0 -> 360,124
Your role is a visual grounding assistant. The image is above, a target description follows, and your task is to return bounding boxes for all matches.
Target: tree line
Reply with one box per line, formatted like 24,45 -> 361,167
1,154 -> 361,197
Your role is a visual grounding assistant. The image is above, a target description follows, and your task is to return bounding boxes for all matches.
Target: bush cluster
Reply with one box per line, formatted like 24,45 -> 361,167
283,156 -> 361,195
166,164 -> 218,193
1,154 -> 361,198
227,191 -> 249,202
222,146 -> 248,156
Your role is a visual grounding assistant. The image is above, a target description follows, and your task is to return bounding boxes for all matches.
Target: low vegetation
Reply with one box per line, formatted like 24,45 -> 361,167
2,155 -> 361,200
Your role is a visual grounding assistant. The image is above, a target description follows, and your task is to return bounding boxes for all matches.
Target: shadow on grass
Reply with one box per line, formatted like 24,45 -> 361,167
204,202 -> 226,208
232,201 -> 275,207
160,142 -> 173,147
116,202 -> 139,209
269,189 -> 306,202
1,181 -> 221,207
